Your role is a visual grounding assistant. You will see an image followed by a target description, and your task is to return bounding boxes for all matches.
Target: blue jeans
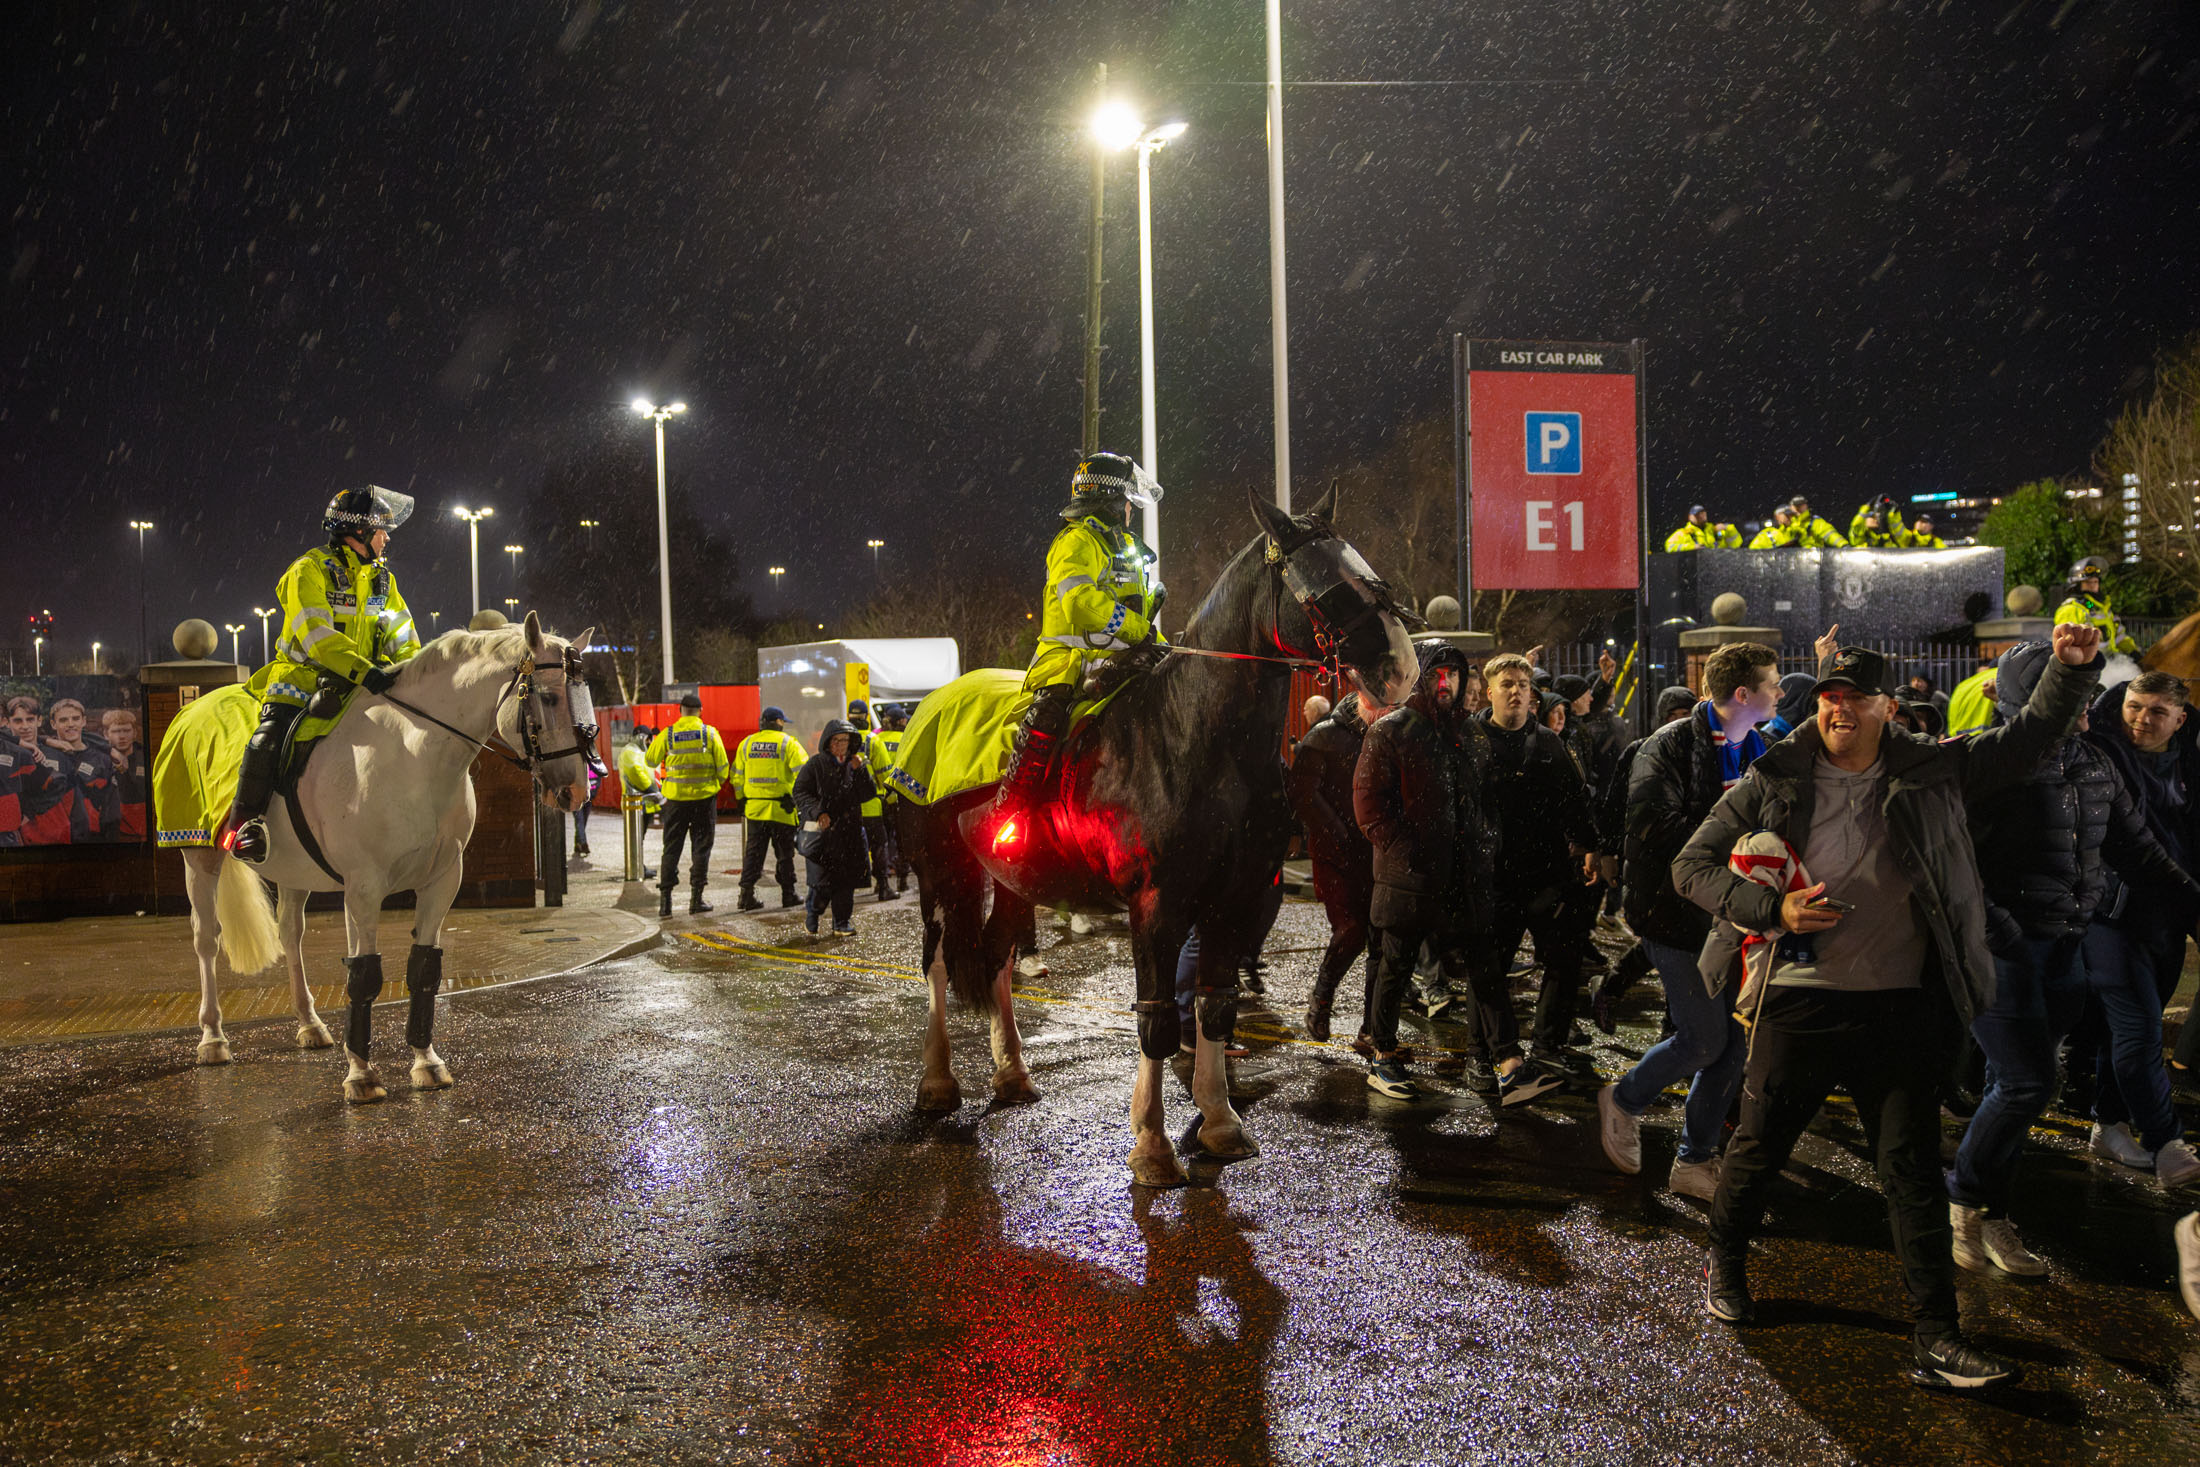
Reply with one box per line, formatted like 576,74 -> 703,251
2085,922 -> 2181,1151
1950,933 -> 2087,1214
1613,938 -> 1746,1164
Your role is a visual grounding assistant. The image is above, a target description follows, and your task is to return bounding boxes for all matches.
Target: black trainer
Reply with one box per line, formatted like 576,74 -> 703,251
1460,1054 -> 1500,1096
1303,1001 -> 1333,1043
1366,1059 -> 1418,1099
1910,1334 -> 2020,1391
1498,1062 -> 1565,1108
1704,1252 -> 1754,1324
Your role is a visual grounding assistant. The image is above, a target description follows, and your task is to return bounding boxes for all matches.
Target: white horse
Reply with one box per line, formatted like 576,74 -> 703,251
183,613 -> 594,1102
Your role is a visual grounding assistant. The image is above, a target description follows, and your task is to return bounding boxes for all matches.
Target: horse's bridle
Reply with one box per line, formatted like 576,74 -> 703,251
379,644 -> 594,774
1261,514 -> 1421,665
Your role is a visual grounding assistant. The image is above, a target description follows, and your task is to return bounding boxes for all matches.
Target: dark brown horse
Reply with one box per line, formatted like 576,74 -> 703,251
896,489 -> 1418,1187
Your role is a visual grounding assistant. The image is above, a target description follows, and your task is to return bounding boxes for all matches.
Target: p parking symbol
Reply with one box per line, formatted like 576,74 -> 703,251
1524,412 -> 1582,475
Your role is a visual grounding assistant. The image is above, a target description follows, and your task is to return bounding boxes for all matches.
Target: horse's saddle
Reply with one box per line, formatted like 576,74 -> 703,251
152,680 -> 356,849
882,667 -> 1138,807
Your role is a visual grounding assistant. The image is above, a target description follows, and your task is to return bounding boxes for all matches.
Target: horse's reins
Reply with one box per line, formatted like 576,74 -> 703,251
378,651 -> 590,772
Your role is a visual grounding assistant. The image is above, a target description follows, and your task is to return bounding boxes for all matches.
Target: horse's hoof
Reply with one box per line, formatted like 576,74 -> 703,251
1197,1123 -> 1260,1161
991,1070 -> 1042,1107
915,1078 -> 963,1112
345,1077 -> 387,1105
196,1040 -> 232,1066
297,1023 -> 335,1050
1128,1151 -> 1189,1189
411,1062 -> 455,1090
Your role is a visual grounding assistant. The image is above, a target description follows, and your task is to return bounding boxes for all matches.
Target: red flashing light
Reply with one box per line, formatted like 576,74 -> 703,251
992,817 -> 1021,851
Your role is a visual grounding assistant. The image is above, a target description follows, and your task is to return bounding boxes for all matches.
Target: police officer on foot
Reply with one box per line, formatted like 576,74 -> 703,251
218,486 -> 423,861
872,702 -> 913,893
847,698 -> 897,902
648,692 -> 730,916
734,706 -> 805,910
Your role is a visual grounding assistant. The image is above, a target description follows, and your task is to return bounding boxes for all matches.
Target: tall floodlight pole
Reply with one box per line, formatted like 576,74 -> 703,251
129,520 -> 154,664
224,623 -> 246,666
451,505 -> 495,614
866,539 -> 884,577
504,544 -> 525,596
91,642 -> 101,675
1082,63 -> 1112,455
1264,0 -> 1292,511
1136,121 -> 1187,556
631,399 -> 687,688
33,636 -> 43,675
253,606 -> 274,665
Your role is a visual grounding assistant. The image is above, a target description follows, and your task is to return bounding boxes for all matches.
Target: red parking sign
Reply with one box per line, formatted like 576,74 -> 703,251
1466,340 -> 1641,590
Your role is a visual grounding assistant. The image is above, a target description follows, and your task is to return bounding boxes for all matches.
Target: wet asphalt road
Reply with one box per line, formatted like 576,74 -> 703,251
4,895 -> 2198,1466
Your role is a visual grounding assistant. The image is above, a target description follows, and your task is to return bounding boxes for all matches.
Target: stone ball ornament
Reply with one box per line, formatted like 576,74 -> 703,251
2006,585 -> 2044,616
1709,592 -> 1748,627
172,619 -> 220,659
468,610 -> 510,631
1422,595 -> 1463,631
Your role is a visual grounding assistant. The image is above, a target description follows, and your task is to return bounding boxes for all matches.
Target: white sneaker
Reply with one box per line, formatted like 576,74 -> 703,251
2092,1121 -> 2155,1170
2176,1213 -> 2200,1322
1983,1217 -> 2048,1276
2158,1138 -> 2200,1191
1950,1201 -> 1992,1275
1668,1156 -> 1721,1202
1596,1084 -> 1641,1175
1015,954 -> 1049,980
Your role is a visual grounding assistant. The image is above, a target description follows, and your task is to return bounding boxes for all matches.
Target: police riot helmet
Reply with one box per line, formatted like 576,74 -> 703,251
323,486 -> 415,547
760,705 -> 788,727
2069,555 -> 2111,586
1060,451 -> 1164,521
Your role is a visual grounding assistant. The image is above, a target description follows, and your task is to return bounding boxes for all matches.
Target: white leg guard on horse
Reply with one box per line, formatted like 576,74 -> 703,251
279,888 -> 333,1049
915,955 -> 962,1111
988,953 -> 1040,1107
1128,1055 -> 1187,1189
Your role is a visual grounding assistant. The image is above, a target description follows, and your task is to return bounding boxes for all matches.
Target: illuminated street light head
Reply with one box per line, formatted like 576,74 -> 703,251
631,397 -> 654,415
1091,100 -> 1143,151
1148,121 -> 1188,145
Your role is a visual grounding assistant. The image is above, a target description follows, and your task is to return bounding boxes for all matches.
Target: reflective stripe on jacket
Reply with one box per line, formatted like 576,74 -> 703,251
2055,593 -> 2137,654
648,716 -> 730,802
873,729 -> 906,802
734,729 -> 804,824
1034,515 -> 1164,657
273,542 -> 420,682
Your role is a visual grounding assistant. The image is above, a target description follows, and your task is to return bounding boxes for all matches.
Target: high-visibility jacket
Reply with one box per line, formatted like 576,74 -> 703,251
1664,522 -> 1719,552
263,542 -> 421,706
1026,514 -> 1166,691
1791,515 -> 1848,548
1903,530 -> 1947,549
1749,522 -> 1802,549
2055,592 -> 2138,655
616,742 -> 657,793
733,728 -> 805,825
872,728 -> 906,803
1947,668 -> 1998,736
1849,505 -> 1911,546
648,716 -> 730,803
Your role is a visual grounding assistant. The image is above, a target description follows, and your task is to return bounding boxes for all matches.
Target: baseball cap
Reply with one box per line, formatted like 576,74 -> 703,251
1810,647 -> 1895,699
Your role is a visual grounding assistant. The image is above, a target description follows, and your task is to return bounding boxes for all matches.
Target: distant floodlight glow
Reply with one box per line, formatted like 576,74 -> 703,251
631,398 -> 654,415
1091,100 -> 1143,151
668,401 -> 687,414
1151,121 -> 1188,143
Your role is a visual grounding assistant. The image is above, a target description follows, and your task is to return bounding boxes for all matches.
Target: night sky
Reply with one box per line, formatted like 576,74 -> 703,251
6,0 -> 2198,664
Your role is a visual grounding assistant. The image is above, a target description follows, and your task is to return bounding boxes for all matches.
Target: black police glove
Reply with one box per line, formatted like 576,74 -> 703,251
361,665 -> 400,696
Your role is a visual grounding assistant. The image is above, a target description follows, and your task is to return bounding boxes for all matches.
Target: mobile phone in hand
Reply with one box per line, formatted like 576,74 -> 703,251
1810,895 -> 1855,915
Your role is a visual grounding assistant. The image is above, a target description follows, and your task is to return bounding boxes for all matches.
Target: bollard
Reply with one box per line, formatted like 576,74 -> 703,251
621,784 -> 644,882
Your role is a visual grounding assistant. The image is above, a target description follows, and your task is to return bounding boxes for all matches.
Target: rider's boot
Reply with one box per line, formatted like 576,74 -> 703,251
990,684 -> 1076,842
218,699 -> 304,864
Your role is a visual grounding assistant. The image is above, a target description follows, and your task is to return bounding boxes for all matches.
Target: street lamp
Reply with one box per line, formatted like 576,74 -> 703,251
224,623 -> 246,666
91,641 -> 100,675
451,505 -> 495,614
129,520 -> 154,665
578,519 -> 599,554
1083,76 -> 1141,453
252,606 -> 275,665
428,610 -> 442,635
866,539 -> 884,576
1135,119 -> 1187,557
503,597 -> 519,618
631,397 -> 687,688
504,543 -> 524,592
33,636 -> 43,675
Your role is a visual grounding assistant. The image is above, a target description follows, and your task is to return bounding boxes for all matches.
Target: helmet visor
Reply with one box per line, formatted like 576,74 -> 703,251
365,487 -> 415,531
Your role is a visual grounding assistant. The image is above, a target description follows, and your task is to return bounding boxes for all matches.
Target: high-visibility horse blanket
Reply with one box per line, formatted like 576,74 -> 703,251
883,669 -> 1129,807
151,680 -> 348,847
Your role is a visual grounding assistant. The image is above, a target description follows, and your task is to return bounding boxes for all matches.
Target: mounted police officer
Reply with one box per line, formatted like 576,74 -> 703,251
648,692 -> 730,916
993,451 -> 1167,824
219,486 -> 421,861
734,705 -> 805,910
2056,556 -> 2139,655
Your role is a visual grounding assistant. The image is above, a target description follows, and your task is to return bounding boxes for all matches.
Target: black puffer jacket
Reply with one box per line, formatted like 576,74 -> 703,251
1624,703 -> 1764,947
1288,694 -> 1370,867
2086,679 -> 2200,940
1475,707 -> 1598,892
1353,644 -> 1493,931
793,719 -> 879,881
1970,649 -> 2200,945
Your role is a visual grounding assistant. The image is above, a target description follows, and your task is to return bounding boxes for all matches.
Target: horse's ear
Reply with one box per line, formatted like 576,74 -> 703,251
523,610 -> 544,652
1306,481 -> 1339,524
573,626 -> 596,653
1248,487 -> 1295,543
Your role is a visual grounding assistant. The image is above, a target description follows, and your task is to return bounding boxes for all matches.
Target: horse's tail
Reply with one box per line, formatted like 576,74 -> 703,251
215,856 -> 283,975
